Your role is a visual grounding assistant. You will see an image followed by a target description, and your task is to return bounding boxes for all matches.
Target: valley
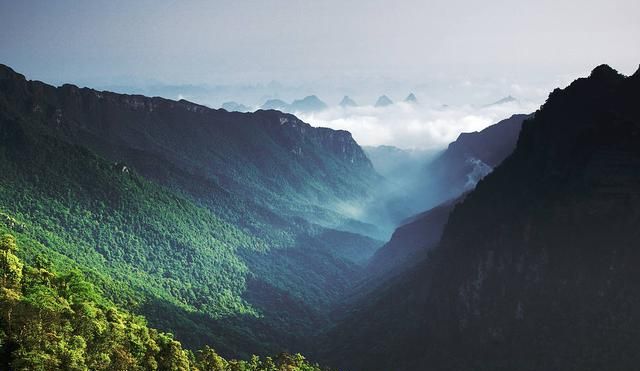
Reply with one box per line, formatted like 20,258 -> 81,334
1,62 -> 639,371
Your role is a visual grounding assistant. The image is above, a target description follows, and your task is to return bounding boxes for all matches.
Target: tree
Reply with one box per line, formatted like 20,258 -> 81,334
0,234 -> 23,289
196,346 -> 228,371
0,234 -> 23,333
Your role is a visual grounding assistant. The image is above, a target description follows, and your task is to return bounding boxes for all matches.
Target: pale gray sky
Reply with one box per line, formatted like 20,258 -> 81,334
1,0 -> 638,85
1,0 -> 638,148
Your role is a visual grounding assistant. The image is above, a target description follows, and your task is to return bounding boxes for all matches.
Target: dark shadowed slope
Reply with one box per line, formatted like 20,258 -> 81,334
424,113 -> 531,204
325,65 -> 640,371
365,196 -> 463,280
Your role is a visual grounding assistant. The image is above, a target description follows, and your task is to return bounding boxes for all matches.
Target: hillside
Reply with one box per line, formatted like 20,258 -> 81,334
325,65 -> 640,370
0,233 -> 326,370
0,64 -> 377,229
0,64 -> 382,357
364,196 -> 462,280
424,113 -> 531,203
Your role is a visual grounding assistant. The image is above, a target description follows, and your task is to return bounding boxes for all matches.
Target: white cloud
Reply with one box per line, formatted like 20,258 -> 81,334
297,100 -> 540,150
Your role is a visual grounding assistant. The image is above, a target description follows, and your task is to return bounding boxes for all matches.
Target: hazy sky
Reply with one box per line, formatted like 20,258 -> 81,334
2,0 -> 638,84
1,0 -> 638,148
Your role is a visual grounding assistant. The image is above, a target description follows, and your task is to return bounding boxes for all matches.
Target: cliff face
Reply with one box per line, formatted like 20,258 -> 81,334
0,64 -> 376,215
425,113 -> 531,200
364,196 -> 462,279
327,65 -> 640,371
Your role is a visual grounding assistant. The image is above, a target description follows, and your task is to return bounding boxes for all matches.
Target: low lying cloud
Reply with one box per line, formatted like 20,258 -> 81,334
297,100 -> 541,150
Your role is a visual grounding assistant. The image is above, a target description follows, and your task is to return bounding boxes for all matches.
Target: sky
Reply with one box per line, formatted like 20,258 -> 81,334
1,0 -> 639,148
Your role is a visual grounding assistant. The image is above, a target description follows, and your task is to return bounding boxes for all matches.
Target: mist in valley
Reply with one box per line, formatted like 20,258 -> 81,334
291,97 -> 540,238
2,1 -> 639,370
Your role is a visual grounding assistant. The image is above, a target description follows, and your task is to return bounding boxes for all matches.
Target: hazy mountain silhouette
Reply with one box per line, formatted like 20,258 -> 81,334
261,98 -> 290,110
483,95 -> 517,107
339,95 -> 358,107
404,93 -> 417,103
289,95 -> 328,112
374,95 -> 393,107
221,101 -> 251,112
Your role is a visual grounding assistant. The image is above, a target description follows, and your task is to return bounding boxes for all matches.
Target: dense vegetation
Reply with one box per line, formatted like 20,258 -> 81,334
0,234 -> 327,370
0,64 -> 382,357
0,63 -> 378,235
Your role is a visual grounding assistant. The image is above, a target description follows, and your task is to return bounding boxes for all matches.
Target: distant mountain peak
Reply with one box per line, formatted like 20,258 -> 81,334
261,98 -> 289,111
375,95 -> 393,107
301,94 -> 320,100
404,93 -> 418,103
483,95 -> 517,107
290,95 -> 328,112
339,96 -> 358,107
221,101 -> 251,112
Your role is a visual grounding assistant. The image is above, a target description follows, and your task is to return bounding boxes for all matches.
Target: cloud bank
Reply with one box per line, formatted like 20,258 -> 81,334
297,99 -> 541,150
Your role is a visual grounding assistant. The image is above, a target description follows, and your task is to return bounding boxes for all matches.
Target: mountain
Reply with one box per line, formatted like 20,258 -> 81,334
366,114 -> 530,228
260,98 -> 289,110
289,95 -> 328,113
0,64 -> 382,357
359,114 -> 528,232
260,96 -> 328,113
221,101 -> 251,112
483,95 -> 517,107
404,93 -> 417,103
339,95 -> 358,107
374,95 -> 393,107
0,234 -> 328,370
423,113 -> 531,204
325,65 -> 640,371
364,195 -> 462,280
362,115 -> 529,279
0,64 -> 377,222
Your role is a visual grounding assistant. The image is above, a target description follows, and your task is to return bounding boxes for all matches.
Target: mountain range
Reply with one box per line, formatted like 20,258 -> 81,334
0,63 -> 382,358
260,95 -> 328,113
221,101 -> 251,112
2,62 -> 639,371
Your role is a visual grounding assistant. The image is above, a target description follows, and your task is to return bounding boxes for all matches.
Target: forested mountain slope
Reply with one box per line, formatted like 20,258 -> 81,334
0,234 -> 326,370
0,64 -> 378,233
0,64 -> 382,357
326,65 -> 640,371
